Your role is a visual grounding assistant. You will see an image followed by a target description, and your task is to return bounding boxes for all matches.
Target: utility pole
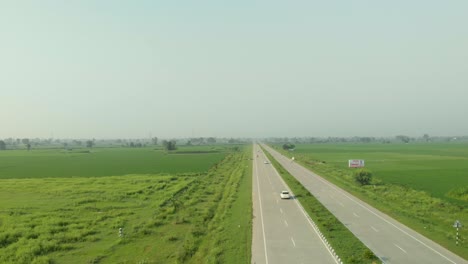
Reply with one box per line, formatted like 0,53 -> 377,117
453,220 -> 462,246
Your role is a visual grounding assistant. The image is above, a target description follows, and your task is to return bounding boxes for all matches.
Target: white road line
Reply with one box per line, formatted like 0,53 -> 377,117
371,226 -> 379,232
280,208 -> 283,214
394,244 -> 407,254
280,154 -> 459,264
276,198 -> 279,204
254,159 -> 269,264
291,237 -> 296,247
353,212 -> 360,218
266,173 -> 273,185
284,220 -> 289,227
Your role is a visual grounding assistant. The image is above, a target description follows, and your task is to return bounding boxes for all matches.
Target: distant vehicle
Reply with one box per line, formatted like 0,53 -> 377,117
280,191 -> 290,199
264,161 -> 269,164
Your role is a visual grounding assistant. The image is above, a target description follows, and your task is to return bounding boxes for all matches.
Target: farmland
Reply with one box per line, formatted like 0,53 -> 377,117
0,146 -> 229,179
0,145 -> 252,263
273,142 -> 468,258
287,143 -> 468,203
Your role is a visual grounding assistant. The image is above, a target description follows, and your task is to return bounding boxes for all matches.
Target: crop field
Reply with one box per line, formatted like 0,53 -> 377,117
0,145 -> 252,263
0,146 -> 230,179
290,143 -> 468,203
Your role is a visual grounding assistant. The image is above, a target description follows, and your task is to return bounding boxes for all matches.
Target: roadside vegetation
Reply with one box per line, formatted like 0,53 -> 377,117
262,149 -> 380,264
0,145 -> 252,263
271,143 -> 468,259
447,187 -> 468,202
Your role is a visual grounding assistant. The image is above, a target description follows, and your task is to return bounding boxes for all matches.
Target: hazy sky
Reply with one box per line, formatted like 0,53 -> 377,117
1,1 -> 467,139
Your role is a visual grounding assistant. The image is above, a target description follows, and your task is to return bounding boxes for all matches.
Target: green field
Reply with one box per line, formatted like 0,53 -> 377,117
290,143 -> 468,203
0,146 -> 229,179
0,145 -> 252,263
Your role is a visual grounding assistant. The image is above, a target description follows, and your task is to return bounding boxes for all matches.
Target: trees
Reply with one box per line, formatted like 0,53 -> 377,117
0,140 -> 6,150
282,143 -> 295,150
359,137 -> 374,143
129,142 -> 143,148
152,137 -> 158,145
422,134 -> 430,142
20,138 -> 31,150
86,140 -> 94,148
353,169 -> 373,185
396,135 -> 410,143
206,137 -> 216,144
162,140 -> 177,151
192,137 -> 205,145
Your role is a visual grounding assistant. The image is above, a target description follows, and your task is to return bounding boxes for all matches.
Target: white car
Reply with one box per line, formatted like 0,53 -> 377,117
263,161 -> 269,164
280,191 -> 290,199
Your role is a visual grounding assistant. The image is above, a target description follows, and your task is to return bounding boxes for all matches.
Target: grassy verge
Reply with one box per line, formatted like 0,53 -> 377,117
263,149 -> 379,264
0,147 -> 252,263
190,145 -> 252,264
271,146 -> 468,259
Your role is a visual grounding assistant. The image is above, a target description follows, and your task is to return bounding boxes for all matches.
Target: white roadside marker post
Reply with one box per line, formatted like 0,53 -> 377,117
453,220 -> 462,246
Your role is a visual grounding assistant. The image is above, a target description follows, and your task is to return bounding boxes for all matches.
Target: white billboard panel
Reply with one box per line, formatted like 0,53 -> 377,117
348,159 -> 365,168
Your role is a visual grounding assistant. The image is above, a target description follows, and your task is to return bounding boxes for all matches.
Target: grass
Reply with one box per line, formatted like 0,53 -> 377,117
0,174 -> 195,263
272,143 -> 468,259
189,146 -> 252,264
263,148 -> 379,264
0,146 -> 228,179
0,146 -> 252,263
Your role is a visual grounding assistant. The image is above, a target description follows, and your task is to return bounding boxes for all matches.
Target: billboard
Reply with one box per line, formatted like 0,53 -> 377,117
348,159 -> 365,168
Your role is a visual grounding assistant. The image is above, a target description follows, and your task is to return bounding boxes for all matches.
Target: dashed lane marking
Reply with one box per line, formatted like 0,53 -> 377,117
394,244 -> 407,254
291,237 -> 296,247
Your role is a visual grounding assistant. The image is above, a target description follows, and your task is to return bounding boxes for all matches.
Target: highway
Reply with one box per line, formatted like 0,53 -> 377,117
262,144 -> 467,264
251,145 -> 338,264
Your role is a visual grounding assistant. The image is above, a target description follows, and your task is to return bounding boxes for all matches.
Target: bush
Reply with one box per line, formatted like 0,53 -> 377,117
353,169 -> 372,186
447,186 -> 468,201
282,143 -> 295,150
363,249 -> 376,260
167,235 -> 178,242
31,256 -> 52,264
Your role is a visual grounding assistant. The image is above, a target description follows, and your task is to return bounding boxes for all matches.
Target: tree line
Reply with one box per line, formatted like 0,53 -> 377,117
0,136 -> 245,151
266,134 -> 468,144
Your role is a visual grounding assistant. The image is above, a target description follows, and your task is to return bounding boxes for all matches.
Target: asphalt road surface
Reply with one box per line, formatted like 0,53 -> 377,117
262,144 -> 467,264
251,145 -> 338,264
